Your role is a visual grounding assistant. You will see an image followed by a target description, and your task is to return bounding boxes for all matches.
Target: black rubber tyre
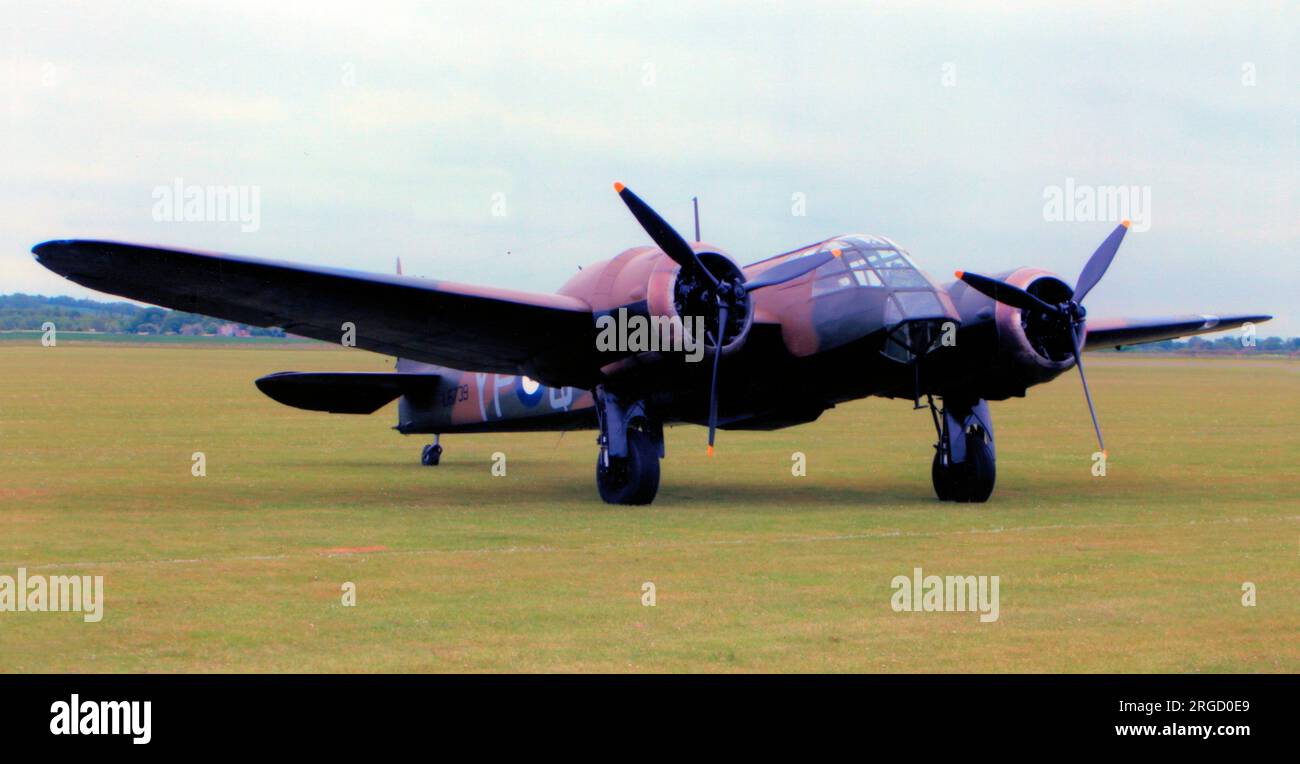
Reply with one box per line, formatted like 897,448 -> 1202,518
951,431 -> 995,503
931,449 -> 956,501
596,429 -> 660,505
421,443 -> 442,466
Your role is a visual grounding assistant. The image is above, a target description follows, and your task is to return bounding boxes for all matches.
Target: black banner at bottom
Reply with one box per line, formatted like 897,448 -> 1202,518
2,674 -> 1288,751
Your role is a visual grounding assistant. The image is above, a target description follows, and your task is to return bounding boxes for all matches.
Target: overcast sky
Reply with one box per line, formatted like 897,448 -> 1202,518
2,1 -> 1295,334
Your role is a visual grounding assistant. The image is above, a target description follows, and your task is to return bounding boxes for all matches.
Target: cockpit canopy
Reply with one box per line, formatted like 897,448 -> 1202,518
758,234 -> 958,363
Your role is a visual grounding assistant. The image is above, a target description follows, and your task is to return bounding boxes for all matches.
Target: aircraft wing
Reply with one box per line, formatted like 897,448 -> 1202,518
32,240 -> 598,387
1083,313 -> 1272,350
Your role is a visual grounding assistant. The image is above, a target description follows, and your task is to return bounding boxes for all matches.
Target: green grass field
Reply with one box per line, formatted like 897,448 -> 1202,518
1,343 -> 1296,672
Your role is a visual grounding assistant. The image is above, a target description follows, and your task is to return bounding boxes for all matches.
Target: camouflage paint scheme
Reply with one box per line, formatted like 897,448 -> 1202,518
32,233 -> 1268,440
396,233 -> 957,436
388,232 -> 1265,437
394,359 -> 596,435
32,185 -> 1275,507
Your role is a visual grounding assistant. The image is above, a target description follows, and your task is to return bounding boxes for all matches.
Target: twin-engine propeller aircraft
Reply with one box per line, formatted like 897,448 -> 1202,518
33,183 -> 1269,505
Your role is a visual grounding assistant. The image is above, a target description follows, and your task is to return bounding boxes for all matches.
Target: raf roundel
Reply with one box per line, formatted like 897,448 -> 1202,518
516,375 -> 544,408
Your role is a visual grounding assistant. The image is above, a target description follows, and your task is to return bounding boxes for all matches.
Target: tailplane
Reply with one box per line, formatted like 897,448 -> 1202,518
255,371 -> 440,414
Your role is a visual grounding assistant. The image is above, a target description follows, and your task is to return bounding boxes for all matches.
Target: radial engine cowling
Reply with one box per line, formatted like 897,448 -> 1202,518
645,249 -> 753,355
955,267 -> 1080,399
558,244 -> 754,374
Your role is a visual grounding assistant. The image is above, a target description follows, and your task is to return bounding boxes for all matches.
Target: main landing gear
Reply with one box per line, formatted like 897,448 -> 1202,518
594,387 -> 663,505
927,396 -> 996,503
421,435 -> 442,466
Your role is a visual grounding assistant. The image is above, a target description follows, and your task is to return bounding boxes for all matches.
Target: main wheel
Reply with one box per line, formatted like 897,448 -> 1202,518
421,443 -> 442,466
951,431 -> 995,503
596,429 -> 660,505
931,449 -> 956,501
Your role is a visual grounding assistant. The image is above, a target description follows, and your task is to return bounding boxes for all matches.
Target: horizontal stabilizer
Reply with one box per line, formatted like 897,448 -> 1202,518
255,371 -> 441,414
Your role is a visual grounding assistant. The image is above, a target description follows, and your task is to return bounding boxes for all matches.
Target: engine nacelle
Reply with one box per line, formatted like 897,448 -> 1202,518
999,265 -> 1078,364
952,267 -> 1077,399
557,244 -> 754,373
645,250 -> 752,355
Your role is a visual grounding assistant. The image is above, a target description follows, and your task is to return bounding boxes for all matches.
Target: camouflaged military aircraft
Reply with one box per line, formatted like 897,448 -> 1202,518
33,183 -> 1270,505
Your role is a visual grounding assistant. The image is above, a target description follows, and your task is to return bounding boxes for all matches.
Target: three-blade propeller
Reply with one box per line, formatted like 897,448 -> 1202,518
614,183 -> 837,455
955,220 -> 1130,453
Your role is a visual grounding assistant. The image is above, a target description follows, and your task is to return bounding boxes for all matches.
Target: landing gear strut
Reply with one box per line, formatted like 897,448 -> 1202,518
928,396 -> 996,503
594,387 -> 662,505
421,436 -> 442,466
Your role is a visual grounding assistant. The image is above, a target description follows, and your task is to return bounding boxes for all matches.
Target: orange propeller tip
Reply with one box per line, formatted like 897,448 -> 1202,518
1120,219 -> 1131,229
954,270 -> 964,279
707,445 -> 714,457
613,182 -> 625,193
831,248 -> 842,257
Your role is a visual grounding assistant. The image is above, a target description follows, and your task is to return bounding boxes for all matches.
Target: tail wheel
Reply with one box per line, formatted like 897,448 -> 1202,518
596,428 -> 660,505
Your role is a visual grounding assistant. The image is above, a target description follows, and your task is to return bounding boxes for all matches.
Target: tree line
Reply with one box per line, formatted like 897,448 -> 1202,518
0,294 -> 284,336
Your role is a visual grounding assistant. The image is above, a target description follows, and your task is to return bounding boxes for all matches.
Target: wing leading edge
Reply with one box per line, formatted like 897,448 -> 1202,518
1083,313 -> 1272,350
32,240 -> 599,387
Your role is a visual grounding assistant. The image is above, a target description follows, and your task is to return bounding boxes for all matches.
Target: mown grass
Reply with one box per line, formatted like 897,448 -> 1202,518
0,344 -> 1296,672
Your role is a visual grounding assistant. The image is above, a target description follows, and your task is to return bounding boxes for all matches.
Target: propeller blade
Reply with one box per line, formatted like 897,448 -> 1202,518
744,249 -> 840,291
1070,330 -> 1105,454
1073,220 -> 1130,304
956,271 -> 1060,315
615,182 -> 718,286
706,303 -> 728,457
